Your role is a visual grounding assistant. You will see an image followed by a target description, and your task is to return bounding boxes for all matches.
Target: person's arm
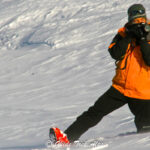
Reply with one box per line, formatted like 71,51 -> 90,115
125,23 -> 150,66
108,33 -> 131,61
139,39 -> 150,66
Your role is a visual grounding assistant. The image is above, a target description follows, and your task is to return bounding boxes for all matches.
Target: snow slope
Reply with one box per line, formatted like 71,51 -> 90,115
0,0 -> 150,149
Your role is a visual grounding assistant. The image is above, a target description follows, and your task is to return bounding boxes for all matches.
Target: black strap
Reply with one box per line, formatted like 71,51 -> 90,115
115,44 -> 134,70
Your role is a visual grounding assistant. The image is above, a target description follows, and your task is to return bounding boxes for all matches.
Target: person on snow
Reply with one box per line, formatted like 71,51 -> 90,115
49,3 -> 150,144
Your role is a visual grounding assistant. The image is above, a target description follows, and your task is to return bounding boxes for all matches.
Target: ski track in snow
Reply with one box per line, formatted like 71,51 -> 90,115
0,0 -> 150,149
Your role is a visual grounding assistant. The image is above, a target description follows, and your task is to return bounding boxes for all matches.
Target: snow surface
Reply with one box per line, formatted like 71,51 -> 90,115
0,0 -> 150,149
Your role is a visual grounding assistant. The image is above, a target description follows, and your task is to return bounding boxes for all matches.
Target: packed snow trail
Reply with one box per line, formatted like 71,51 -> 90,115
0,0 -> 150,149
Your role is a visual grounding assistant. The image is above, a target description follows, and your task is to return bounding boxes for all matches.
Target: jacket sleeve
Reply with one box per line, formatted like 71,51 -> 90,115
108,33 -> 131,61
139,40 -> 150,66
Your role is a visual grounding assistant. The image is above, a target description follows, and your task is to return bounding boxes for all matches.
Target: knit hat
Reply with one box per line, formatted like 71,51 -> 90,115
128,4 -> 146,22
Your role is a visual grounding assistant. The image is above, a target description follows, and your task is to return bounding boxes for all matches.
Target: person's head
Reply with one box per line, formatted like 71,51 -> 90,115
128,4 -> 147,24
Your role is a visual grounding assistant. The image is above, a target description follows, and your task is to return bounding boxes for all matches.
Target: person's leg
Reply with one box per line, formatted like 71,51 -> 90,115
64,86 -> 127,142
128,99 -> 150,133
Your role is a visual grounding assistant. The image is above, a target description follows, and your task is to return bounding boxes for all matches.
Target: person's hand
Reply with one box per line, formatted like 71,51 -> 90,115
125,23 -> 148,40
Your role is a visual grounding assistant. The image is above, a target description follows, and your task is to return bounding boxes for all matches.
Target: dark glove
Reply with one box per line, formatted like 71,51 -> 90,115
126,23 -> 148,41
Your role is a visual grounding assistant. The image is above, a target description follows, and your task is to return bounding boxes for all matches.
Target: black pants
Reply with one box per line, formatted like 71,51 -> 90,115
64,86 -> 150,142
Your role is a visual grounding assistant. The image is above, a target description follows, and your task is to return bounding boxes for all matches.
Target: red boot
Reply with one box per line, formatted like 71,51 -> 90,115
49,127 -> 70,144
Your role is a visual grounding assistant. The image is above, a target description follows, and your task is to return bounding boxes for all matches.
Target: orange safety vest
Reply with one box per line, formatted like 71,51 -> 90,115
112,27 -> 150,100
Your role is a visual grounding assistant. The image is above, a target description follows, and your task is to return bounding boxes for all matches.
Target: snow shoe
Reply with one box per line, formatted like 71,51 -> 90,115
49,127 -> 70,144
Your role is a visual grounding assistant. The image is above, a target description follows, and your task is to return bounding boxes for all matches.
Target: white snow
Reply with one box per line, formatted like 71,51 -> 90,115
0,0 -> 150,149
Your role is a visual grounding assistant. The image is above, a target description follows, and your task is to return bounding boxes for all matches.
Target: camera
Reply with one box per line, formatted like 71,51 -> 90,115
137,23 -> 150,32
144,24 -> 150,32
